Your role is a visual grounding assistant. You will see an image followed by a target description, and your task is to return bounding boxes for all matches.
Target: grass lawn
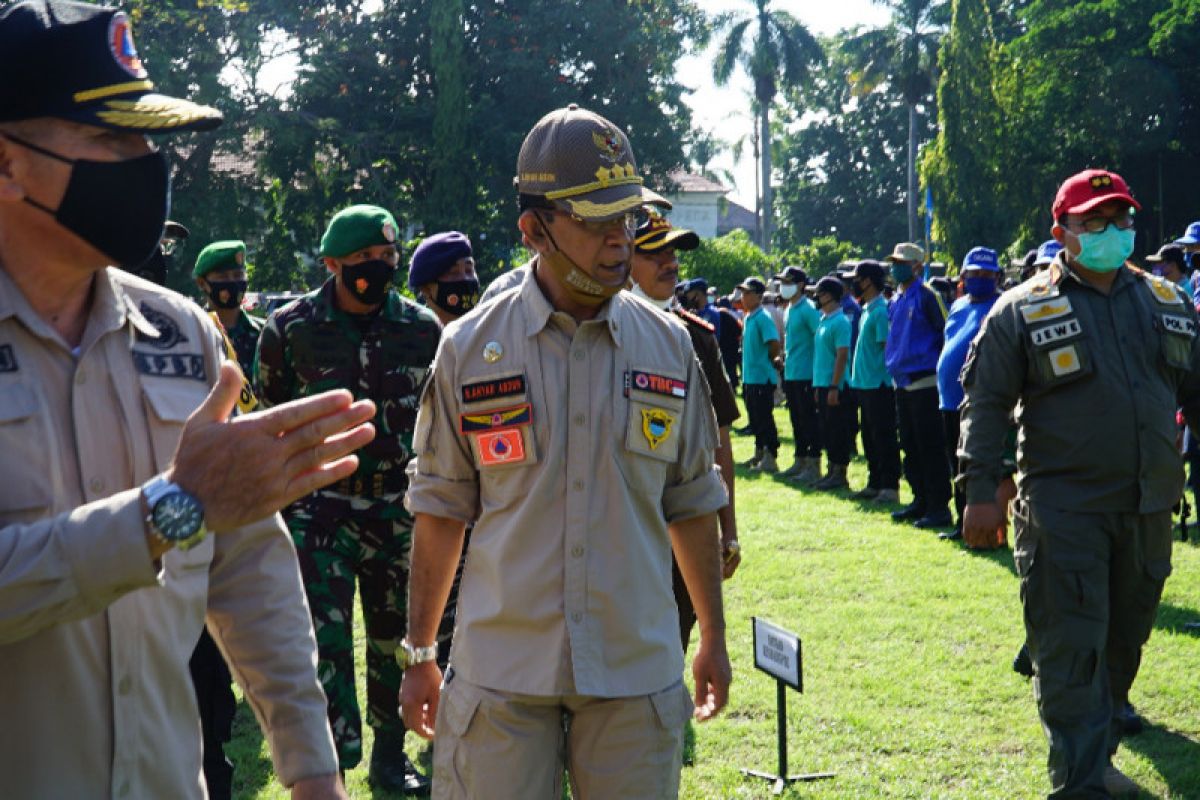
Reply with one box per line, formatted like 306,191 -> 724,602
231,401 -> 1200,799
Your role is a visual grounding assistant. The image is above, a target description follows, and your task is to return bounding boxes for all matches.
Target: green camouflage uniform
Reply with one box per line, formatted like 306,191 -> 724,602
225,309 -> 264,377
254,276 -> 441,768
959,258 -> 1200,797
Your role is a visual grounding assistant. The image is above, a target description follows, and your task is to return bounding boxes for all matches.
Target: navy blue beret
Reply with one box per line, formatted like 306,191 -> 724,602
408,231 -> 472,289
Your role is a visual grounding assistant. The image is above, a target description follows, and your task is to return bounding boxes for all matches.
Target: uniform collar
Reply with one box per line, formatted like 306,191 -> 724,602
521,256 -> 624,347
1049,253 -> 1137,294
0,263 -> 158,343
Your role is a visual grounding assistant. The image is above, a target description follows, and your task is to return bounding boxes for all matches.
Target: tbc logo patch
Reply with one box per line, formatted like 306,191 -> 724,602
641,407 -> 675,450
628,370 -> 687,400
136,303 -> 189,349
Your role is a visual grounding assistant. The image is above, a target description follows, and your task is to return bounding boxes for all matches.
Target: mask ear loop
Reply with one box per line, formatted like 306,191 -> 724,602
0,132 -> 73,216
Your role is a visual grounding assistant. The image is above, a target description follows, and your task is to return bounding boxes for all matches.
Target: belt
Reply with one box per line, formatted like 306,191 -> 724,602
331,472 -> 406,498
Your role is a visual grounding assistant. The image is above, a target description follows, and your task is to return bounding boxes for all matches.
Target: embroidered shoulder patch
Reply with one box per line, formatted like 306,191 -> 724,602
1146,275 -> 1184,305
625,369 -> 687,399
0,344 -> 17,373
461,374 -> 526,404
1020,297 -> 1073,325
474,429 -> 526,466
641,407 -> 676,450
459,403 -> 532,434
136,302 -> 189,349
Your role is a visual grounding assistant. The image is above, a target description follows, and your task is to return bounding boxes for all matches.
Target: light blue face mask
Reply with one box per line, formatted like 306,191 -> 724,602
1074,225 -> 1135,273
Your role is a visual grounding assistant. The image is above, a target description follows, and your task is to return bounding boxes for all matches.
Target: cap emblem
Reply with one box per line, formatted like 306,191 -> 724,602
108,14 -> 147,79
235,251 -> 244,265
382,222 -> 397,243
592,128 -> 624,162
1090,174 -> 1113,190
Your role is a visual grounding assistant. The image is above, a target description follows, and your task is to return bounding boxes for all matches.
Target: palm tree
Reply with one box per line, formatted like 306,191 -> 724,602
844,0 -> 947,241
712,0 -> 823,252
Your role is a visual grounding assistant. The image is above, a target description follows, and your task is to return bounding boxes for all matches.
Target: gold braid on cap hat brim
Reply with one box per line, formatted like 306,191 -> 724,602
95,98 -> 221,130
544,164 -> 643,200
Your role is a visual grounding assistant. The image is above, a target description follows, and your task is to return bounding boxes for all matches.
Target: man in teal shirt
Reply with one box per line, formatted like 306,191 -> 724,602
739,276 -> 782,472
811,276 -> 853,490
849,260 -> 900,503
775,266 -> 822,481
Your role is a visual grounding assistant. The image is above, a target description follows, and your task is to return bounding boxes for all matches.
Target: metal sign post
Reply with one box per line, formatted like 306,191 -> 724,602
741,617 -> 835,795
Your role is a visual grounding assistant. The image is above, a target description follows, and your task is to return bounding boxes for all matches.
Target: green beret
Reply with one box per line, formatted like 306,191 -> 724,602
320,205 -> 401,258
193,240 -> 249,278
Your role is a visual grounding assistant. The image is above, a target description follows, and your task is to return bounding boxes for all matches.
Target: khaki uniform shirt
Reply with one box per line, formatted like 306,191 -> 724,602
959,257 -> 1200,512
478,260 -> 531,305
0,266 -> 337,798
406,265 -> 727,697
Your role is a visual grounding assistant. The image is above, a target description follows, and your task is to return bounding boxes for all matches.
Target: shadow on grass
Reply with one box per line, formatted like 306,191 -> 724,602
1154,600 -> 1200,637
227,701 -> 272,798
1122,725 -> 1200,799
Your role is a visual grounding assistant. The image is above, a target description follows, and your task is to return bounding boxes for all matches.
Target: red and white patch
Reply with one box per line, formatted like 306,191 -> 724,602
108,13 -> 147,79
474,429 -> 525,466
382,222 -> 397,243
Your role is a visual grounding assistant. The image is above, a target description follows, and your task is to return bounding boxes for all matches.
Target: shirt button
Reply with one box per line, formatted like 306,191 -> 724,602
572,545 -> 584,557
89,477 -> 104,493
118,676 -> 132,695
573,480 -> 584,491
574,414 -> 585,426
572,612 -> 583,623
573,349 -> 585,361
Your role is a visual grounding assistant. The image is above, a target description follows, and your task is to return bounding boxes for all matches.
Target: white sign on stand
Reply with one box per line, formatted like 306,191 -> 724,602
753,617 -> 802,691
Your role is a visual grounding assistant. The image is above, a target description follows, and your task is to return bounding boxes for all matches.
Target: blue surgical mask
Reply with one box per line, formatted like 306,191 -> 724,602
890,262 -> 914,284
964,276 -> 997,299
1074,226 -> 1135,273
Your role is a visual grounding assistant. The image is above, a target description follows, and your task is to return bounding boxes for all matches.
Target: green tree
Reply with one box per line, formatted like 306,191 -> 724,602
712,0 -> 823,252
678,229 -> 773,292
427,0 -> 473,233
775,35 -> 935,257
843,0 -> 947,240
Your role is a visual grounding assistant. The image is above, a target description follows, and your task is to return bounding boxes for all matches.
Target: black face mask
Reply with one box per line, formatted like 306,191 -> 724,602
128,248 -> 170,286
341,259 -> 395,305
5,133 -> 170,268
434,278 -> 480,317
207,279 -> 247,310
851,280 -> 866,299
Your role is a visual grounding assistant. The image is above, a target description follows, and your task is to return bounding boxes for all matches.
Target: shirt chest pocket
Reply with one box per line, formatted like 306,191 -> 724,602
142,383 -> 206,472
619,366 -> 688,492
1155,313 -> 1196,371
1024,317 -> 1093,389
0,381 -> 53,519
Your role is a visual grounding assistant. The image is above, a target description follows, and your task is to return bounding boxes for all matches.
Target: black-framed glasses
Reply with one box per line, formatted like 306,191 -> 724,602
1067,211 -> 1136,234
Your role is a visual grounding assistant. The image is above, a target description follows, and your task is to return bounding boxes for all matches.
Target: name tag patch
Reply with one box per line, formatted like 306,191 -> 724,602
132,350 -> 207,382
459,402 -> 532,434
0,344 -> 16,373
625,370 -> 687,399
474,428 -> 526,466
461,374 -> 526,404
1048,345 -> 1081,377
1030,318 -> 1081,348
1021,297 -> 1073,325
1161,314 -> 1196,337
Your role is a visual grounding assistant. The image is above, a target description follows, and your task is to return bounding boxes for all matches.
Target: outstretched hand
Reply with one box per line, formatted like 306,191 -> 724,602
169,362 -> 376,532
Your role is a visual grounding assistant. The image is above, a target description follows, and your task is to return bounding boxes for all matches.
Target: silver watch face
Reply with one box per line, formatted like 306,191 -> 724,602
153,490 -> 204,541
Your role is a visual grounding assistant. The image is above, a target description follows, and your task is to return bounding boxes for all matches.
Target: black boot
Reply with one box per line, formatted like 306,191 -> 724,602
368,729 -> 431,796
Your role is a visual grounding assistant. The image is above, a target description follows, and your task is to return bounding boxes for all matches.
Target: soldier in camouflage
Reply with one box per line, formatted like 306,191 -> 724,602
193,239 -> 263,376
255,205 -> 441,796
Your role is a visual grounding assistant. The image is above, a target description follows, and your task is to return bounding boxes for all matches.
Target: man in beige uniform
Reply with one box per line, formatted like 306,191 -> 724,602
400,105 -> 732,800
0,3 -> 376,797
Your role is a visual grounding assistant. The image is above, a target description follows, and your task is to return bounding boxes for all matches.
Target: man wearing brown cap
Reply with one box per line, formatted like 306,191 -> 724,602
401,105 -> 731,800
959,168 -> 1200,796
0,2 -> 375,798
630,210 -> 742,648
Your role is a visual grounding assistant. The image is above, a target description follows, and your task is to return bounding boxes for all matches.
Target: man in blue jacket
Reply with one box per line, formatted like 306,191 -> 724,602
884,242 -> 952,529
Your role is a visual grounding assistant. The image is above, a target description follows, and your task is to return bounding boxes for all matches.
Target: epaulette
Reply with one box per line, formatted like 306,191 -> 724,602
674,307 -> 714,332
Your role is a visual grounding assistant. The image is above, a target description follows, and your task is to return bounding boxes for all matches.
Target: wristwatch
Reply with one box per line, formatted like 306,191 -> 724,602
396,638 -> 438,670
142,474 -> 208,551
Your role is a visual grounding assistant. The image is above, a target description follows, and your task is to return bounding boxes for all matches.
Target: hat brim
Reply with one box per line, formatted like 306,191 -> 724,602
555,184 -> 671,221
1174,236 -> 1200,245
736,282 -> 763,293
637,228 -> 699,253
1061,191 -> 1142,217
65,93 -> 223,133
962,263 -> 1002,272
